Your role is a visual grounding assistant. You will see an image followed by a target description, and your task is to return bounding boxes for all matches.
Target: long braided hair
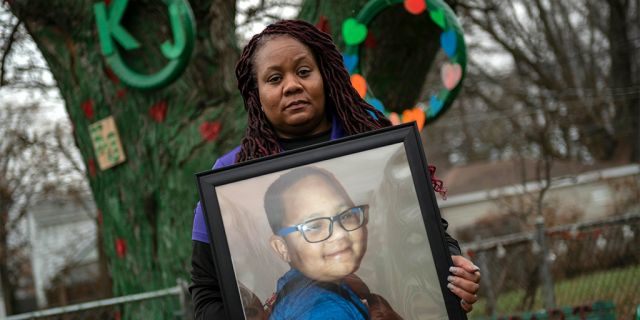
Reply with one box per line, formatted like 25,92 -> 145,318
234,19 -> 391,162
233,20 -> 446,196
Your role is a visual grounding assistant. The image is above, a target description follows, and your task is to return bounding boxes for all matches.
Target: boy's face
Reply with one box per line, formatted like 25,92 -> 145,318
275,175 -> 367,283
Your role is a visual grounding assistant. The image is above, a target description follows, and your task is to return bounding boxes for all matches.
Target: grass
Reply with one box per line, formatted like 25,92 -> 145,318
469,264 -> 640,319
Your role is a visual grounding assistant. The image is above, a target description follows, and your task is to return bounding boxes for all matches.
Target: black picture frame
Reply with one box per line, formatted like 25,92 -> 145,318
196,123 -> 467,319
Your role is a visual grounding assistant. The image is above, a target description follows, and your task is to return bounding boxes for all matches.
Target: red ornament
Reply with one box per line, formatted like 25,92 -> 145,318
364,32 -> 377,49
115,238 -> 127,258
103,66 -> 120,84
316,16 -> 331,34
115,88 -> 127,100
404,0 -> 427,15
105,0 -> 112,5
88,158 -> 97,177
81,100 -> 94,119
199,121 -> 222,141
149,101 -> 168,123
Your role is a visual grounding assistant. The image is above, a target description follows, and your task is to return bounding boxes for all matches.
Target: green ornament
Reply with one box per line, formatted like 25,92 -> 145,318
429,8 -> 446,29
342,18 -> 368,46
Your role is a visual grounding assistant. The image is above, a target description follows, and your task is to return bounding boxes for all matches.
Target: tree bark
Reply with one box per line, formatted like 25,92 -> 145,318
10,1 -> 244,316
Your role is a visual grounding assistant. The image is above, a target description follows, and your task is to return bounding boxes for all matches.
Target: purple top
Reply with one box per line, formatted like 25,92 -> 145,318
192,117 -> 346,243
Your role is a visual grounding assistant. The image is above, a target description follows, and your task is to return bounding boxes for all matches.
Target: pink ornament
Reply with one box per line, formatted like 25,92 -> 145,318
441,62 -> 462,90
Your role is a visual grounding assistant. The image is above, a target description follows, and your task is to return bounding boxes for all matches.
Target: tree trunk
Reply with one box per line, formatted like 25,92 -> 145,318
10,1 -> 244,316
607,0 -> 639,162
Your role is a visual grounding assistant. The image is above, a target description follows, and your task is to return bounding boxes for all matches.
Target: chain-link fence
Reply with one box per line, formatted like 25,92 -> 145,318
464,213 -> 640,319
6,280 -> 192,320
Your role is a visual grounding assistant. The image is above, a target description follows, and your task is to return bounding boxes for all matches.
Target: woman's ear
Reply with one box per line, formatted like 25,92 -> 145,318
270,235 -> 290,263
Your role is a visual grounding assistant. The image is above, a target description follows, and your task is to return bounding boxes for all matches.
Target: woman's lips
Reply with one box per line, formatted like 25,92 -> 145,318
284,100 -> 310,111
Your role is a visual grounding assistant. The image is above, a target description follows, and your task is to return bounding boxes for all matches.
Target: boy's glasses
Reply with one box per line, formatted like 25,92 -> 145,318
277,205 -> 369,243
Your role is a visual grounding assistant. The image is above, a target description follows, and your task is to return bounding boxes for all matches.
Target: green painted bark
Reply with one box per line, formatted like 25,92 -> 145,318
10,0 -> 244,316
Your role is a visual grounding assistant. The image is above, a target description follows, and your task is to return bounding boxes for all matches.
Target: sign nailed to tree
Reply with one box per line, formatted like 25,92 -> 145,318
89,116 -> 126,170
93,0 -> 196,89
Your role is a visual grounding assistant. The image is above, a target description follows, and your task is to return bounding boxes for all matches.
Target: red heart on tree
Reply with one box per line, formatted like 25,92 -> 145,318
115,88 -> 127,100
81,100 -> 94,119
88,158 -> 97,177
103,66 -> 120,84
316,16 -> 331,34
149,101 -> 168,123
115,238 -> 127,258
97,209 -> 103,225
364,32 -> 377,48
199,121 -> 222,141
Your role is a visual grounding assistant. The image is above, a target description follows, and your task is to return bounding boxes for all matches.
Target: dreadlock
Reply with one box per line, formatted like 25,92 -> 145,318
234,19 -> 391,163
233,19 -> 446,197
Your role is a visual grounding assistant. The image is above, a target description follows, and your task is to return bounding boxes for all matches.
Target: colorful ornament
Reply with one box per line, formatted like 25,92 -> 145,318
342,18 -> 368,46
402,107 -> 426,131
429,8 -> 446,29
342,54 -> 359,74
441,62 -> 462,89
404,0 -> 427,15
350,74 -> 367,98
389,112 -> 401,125
440,30 -> 457,58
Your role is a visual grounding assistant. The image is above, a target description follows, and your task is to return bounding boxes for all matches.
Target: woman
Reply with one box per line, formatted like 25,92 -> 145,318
190,19 -> 480,319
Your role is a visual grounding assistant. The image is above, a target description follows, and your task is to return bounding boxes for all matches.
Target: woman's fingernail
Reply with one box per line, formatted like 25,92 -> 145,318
472,265 -> 480,272
447,276 -> 454,282
447,283 -> 454,290
449,267 -> 457,273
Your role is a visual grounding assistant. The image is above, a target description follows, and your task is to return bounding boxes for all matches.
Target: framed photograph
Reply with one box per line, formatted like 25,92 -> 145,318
196,123 -> 466,320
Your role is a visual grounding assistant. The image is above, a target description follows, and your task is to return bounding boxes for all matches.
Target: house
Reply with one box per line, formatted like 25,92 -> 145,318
27,195 -> 103,308
436,160 -> 640,241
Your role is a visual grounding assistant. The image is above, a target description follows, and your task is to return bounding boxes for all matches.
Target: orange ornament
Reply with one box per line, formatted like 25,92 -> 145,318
350,74 -> 367,98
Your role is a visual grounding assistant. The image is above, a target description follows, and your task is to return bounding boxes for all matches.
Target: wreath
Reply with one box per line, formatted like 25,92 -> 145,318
341,0 -> 467,130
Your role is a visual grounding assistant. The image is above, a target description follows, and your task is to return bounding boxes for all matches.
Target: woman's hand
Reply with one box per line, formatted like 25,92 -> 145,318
448,255 -> 481,313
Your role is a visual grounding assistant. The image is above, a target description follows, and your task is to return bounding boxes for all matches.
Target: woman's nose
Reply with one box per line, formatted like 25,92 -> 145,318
283,75 -> 303,95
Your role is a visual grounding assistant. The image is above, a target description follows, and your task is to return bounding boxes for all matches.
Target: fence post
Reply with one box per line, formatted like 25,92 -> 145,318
177,278 -> 193,320
476,249 -> 497,316
535,216 -> 556,309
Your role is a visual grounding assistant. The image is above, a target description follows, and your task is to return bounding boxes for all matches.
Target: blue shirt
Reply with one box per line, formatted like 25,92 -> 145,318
270,269 -> 368,320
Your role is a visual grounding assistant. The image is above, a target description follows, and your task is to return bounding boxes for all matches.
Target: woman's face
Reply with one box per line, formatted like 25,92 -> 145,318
253,36 -> 330,138
277,175 -> 367,283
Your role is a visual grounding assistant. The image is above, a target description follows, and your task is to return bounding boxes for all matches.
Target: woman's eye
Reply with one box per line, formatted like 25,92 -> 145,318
298,68 -> 311,76
267,75 -> 281,83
